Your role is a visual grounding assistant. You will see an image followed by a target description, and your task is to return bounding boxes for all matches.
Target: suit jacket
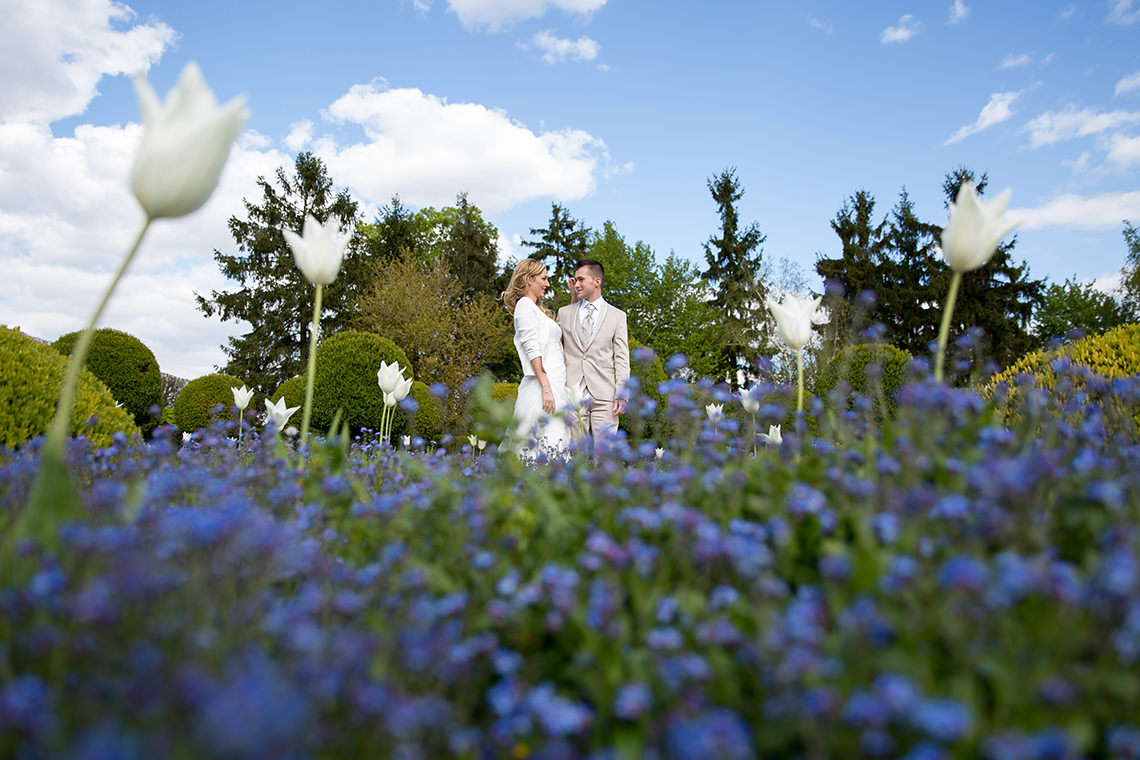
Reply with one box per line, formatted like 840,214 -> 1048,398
558,299 -> 631,402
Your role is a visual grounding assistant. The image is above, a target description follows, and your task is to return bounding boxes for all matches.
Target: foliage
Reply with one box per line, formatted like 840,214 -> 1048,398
619,339 -> 668,439
407,380 -> 443,441
816,188 -> 891,347
0,325 -> 138,449
987,323 -> 1140,439
491,382 -> 519,404
353,253 -> 511,431
815,342 -> 912,417
702,168 -> 769,382
585,221 -> 722,380
196,152 -> 367,395
51,328 -> 163,434
309,330 -> 413,435
1032,276 -> 1136,346
522,202 -> 592,284
4,359 -> 1140,757
173,373 -> 246,432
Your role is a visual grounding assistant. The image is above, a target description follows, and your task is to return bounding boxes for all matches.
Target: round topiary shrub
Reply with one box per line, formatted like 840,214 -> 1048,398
1,325 -> 138,448
815,342 -> 911,416
52,328 -> 163,433
406,380 -> 443,440
310,331 -> 413,434
271,376 -> 305,411
173,373 -> 246,433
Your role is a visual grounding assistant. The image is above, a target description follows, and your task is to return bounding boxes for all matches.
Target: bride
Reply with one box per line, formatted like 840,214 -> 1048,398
501,259 -> 572,456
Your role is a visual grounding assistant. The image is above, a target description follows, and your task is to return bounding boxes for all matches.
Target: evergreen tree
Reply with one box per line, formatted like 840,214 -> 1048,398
361,195 -> 425,263
195,152 -> 363,394
815,190 -> 889,346
439,192 -> 502,300
879,189 -> 941,355
1121,221 -> 1140,314
934,168 -> 1044,369
522,202 -> 591,283
701,168 -> 768,382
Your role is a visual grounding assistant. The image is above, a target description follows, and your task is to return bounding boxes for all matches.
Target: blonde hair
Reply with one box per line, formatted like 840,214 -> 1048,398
501,259 -> 554,318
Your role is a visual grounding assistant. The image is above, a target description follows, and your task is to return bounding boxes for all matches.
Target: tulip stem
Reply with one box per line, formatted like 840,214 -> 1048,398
796,348 -> 804,413
299,283 -> 323,442
934,270 -> 962,383
13,216 -> 153,557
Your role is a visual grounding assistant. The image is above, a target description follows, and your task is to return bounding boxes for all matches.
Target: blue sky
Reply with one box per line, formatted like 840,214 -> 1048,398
2,0 -> 1139,378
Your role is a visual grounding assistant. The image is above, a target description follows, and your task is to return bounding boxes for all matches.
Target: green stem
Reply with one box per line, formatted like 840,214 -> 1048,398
45,218 -> 153,455
796,348 -> 804,413
299,283 -> 323,442
934,270 -> 963,383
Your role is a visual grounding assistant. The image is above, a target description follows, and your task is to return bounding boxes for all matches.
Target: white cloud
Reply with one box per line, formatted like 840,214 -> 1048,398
1108,0 -> 1140,24
1062,151 -> 1095,173
1107,132 -> 1140,167
881,14 -> 921,44
1010,191 -> 1140,230
949,0 -> 969,23
1059,5 -> 1080,21
945,90 -> 1023,145
999,52 -> 1033,69
318,81 -> 614,214
528,30 -> 601,63
1117,69 -> 1140,95
446,0 -> 606,31
0,0 -> 175,124
807,17 -> 833,34
1023,105 -> 1140,147
284,120 -> 313,152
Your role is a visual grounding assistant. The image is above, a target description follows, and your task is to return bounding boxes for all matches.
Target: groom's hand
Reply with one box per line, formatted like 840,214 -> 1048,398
567,277 -> 578,303
613,398 -> 627,416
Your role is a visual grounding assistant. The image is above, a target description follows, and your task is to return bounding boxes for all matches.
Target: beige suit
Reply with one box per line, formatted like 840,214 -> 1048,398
558,298 -> 631,437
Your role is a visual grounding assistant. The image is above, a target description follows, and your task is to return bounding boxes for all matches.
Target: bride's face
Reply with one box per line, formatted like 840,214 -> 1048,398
526,270 -> 549,299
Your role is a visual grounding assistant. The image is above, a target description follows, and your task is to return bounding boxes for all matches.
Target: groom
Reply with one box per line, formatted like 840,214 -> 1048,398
558,259 -> 630,439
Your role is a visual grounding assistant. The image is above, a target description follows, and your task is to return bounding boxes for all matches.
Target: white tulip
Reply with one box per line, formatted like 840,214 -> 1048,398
740,385 -> 761,414
283,215 -> 351,285
467,434 -> 479,448
264,397 -> 300,429
231,384 -> 254,411
655,447 -> 665,459
940,181 -> 1020,273
760,424 -> 783,446
401,435 -> 412,447
766,294 -> 824,351
131,62 -> 248,219
377,361 -> 405,395
706,403 -> 724,422
392,376 -> 414,403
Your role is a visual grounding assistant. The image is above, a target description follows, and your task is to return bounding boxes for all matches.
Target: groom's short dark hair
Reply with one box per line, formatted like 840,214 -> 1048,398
575,259 -> 604,282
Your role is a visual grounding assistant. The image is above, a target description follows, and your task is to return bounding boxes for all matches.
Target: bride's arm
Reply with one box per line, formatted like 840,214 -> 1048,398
515,300 -> 556,413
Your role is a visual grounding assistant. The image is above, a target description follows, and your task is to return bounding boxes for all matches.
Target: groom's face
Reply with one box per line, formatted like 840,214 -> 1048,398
573,267 -> 602,302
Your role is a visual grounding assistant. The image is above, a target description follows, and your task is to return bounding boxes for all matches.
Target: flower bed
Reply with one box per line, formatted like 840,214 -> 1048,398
2,366 -> 1140,758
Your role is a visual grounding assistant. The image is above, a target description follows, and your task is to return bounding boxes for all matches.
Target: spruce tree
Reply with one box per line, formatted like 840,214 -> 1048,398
815,190 -> 889,345
879,189 -> 941,355
195,152 -> 363,394
522,202 -> 591,283
701,168 -> 768,383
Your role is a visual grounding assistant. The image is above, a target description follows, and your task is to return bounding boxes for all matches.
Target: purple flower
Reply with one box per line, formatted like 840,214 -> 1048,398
613,682 -> 652,721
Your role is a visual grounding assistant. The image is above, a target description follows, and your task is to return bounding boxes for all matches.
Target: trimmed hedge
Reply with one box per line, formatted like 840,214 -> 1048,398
173,373 -> 246,433
490,382 -> 519,404
0,325 -> 138,448
52,328 -> 163,433
271,376 -> 305,411
407,380 -> 443,440
815,342 -> 911,416
310,331 -> 413,434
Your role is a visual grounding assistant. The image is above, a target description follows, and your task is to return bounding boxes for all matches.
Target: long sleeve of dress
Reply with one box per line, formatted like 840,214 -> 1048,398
514,299 -> 544,366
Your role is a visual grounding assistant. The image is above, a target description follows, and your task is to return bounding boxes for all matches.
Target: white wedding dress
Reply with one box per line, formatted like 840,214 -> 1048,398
512,297 -> 571,457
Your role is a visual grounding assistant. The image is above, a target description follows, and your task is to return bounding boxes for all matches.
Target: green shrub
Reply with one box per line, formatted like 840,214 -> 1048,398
986,323 -> 1140,437
622,338 -> 668,442
52,328 -> 163,433
311,331 -> 413,434
815,342 -> 911,416
271,376 -> 305,410
407,380 -> 443,440
0,325 -> 138,448
173,373 -> 246,433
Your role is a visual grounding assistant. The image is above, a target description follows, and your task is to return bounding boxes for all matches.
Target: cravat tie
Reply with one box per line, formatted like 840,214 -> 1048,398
580,303 -> 595,345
